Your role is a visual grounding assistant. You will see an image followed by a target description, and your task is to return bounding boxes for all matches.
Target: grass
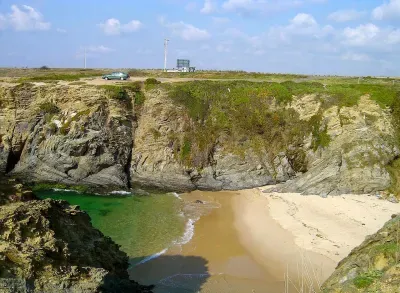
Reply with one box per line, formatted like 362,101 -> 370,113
60,109 -> 90,135
37,101 -> 60,115
353,270 -> 383,289
17,73 -> 101,82
158,80 -> 400,168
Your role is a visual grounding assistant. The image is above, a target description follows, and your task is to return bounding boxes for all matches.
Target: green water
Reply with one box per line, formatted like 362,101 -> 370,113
36,190 -> 185,263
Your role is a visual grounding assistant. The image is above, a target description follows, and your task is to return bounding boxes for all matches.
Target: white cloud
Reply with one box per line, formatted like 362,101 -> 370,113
373,0 -> 400,20
161,19 -> 211,41
387,29 -> 400,44
221,0 -> 321,15
341,52 -> 370,61
0,5 -> 50,31
343,24 -> 380,46
56,28 -> 67,33
86,45 -> 114,53
268,13 -> 333,40
291,13 -> 317,26
328,10 -> 365,22
201,0 -> 217,14
99,18 -> 142,35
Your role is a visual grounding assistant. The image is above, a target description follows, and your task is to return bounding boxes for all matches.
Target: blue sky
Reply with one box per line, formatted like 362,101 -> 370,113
0,0 -> 399,75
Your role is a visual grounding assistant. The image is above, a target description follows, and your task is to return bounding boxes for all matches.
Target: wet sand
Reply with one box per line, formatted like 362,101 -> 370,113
129,188 -> 400,292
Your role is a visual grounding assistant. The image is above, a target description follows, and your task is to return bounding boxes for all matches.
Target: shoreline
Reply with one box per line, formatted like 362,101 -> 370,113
129,188 -> 400,292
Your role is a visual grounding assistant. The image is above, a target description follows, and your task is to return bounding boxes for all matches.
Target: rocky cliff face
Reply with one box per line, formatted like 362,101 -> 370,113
279,95 -> 399,195
0,83 -> 134,189
0,183 -> 152,292
321,214 -> 400,293
0,82 -> 398,195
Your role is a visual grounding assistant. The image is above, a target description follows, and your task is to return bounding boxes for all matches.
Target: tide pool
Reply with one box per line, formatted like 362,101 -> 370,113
36,190 -> 185,264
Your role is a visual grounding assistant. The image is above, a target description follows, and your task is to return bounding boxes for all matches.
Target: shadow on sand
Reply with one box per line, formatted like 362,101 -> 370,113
128,255 -> 209,293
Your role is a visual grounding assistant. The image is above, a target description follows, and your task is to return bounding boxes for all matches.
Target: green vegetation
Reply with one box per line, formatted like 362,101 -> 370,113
18,73 -> 100,82
60,109 -> 91,135
309,114 -> 331,151
150,128 -> 162,140
373,243 -> 399,257
144,78 -> 161,90
353,270 -> 383,289
100,82 -> 142,100
37,101 -> 60,115
160,80 -> 400,168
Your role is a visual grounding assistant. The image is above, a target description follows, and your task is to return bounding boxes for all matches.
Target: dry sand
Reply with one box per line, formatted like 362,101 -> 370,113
130,188 -> 400,292
257,187 -> 400,263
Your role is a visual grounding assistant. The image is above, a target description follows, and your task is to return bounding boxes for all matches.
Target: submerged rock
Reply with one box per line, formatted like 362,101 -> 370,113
0,198 -> 153,293
321,214 -> 400,293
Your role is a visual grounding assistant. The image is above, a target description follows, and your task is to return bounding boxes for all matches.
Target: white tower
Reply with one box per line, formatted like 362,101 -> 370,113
164,39 -> 169,72
84,48 -> 87,69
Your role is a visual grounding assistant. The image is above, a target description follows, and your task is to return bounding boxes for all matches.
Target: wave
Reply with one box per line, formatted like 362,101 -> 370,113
52,188 -> 79,193
174,217 -> 199,246
109,190 -> 131,195
171,192 -> 181,199
133,248 -> 168,267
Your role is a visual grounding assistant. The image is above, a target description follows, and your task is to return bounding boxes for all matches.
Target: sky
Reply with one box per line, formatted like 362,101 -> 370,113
0,0 -> 399,76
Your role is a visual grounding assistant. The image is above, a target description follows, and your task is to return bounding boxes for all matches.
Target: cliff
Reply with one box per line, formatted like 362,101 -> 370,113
0,181 -> 153,292
321,214 -> 400,292
0,81 -> 399,196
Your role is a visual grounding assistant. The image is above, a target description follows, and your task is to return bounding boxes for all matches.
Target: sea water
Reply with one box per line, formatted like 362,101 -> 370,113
36,190 -> 186,265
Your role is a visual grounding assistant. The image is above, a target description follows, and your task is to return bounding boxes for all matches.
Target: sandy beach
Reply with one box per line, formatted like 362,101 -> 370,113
130,188 -> 400,293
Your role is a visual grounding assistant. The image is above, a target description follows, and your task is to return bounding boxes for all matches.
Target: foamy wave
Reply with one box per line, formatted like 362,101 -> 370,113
171,192 -> 181,199
134,248 -> 168,266
52,188 -> 79,193
109,190 -> 131,195
174,217 -> 199,246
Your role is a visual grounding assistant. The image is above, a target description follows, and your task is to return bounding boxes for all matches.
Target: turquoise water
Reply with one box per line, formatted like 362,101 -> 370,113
36,190 -> 185,263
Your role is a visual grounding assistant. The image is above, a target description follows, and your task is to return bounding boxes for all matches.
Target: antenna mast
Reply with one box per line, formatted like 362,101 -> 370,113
164,39 -> 169,72
84,48 -> 87,69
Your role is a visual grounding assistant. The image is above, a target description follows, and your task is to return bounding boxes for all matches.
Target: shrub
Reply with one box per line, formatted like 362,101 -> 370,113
353,270 -> 383,289
150,128 -> 161,140
145,78 -> 161,85
37,102 -> 60,115
101,85 -> 129,100
39,66 -> 50,70
135,91 -> 145,106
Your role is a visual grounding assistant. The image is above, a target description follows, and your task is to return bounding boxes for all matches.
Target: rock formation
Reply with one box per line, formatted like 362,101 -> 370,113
0,181 -> 152,293
0,82 -> 398,195
321,214 -> 400,292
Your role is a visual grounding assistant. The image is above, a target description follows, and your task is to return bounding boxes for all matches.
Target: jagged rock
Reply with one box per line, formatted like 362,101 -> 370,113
0,84 -> 133,189
0,198 -> 153,293
280,95 -> 399,195
1,84 -> 399,195
321,214 -> 400,293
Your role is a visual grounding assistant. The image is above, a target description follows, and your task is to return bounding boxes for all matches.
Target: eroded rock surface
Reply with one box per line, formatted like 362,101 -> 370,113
321,214 -> 400,293
1,83 -> 398,195
0,195 -> 152,293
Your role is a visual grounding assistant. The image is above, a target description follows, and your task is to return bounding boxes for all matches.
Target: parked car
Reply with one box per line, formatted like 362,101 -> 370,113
102,72 -> 130,80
